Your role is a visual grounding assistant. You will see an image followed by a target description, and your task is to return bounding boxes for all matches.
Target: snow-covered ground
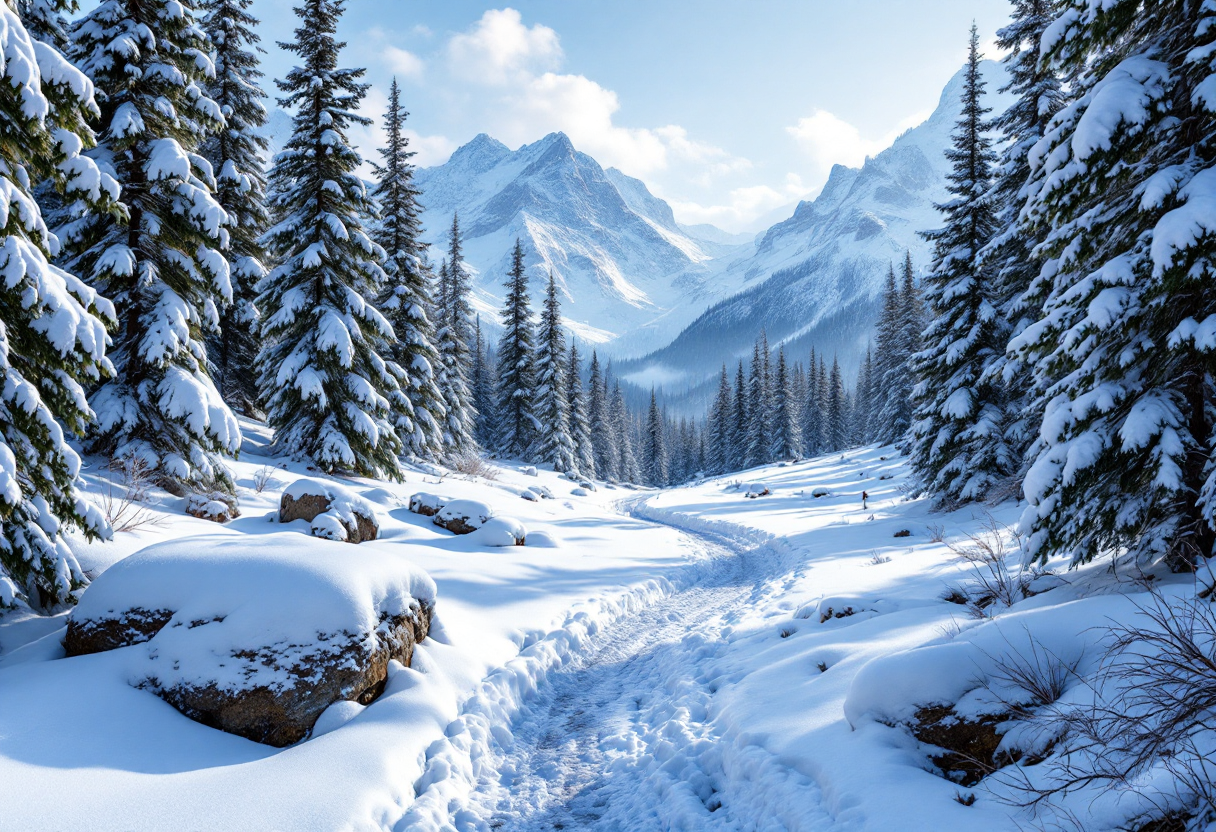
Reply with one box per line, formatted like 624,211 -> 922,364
1,435 -> 1209,831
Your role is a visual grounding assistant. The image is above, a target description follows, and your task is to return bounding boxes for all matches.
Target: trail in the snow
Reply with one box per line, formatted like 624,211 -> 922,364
458,511 -> 835,832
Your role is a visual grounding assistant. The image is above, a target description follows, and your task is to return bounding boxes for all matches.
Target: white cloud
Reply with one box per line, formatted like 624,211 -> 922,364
667,173 -> 813,232
786,110 -> 890,177
382,45 -> 424,80
447,8 -> 562,84
442,10 -> 749,182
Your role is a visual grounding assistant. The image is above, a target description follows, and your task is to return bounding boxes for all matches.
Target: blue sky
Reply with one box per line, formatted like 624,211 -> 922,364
251,1 -> 1011,231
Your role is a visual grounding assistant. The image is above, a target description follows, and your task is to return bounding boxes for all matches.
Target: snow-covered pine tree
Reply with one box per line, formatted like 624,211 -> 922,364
257,0 -> 402,478
802,347 -> 822,456
872,264 -> 902,444
983,0 -> 1066,471
827,357 -> 847,452
732,359 -> 748,470
746,334 -> 771,466
199,0 -> 268,415
708,364 -> 733,475
854,346 -> 875,444
64,0 -> 240,494
471,316 -> 497,450
588,351 -> 616,480
533,271 -> 576,473
495,240 -> 537,459
0,0 -> 121,607
909,25 -> 1010,502
371,77 -> 444,460
435,213 -> 476,452
16,0 -> 70,47
1013,0 -> 1216,570
643,389 -> 668,487
568,342 -> 594,478
771,346 -> 802,460
611,380 -> 639,483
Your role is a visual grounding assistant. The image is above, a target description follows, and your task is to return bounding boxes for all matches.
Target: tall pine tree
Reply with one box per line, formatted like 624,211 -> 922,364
199,0 -> 268,414
372,77 -> 444,460
644,389 -> 668,487
471,316 -> 497,450
708,364 -> 734,475
909,26 -> 1009,502
588,351 -> 616,480
65,0 -> 240,493
771,346 -> 802,460
533,272 -> 576,473
1,1 -> 121,606
257,0 -> 402,478
495,240 -> 537,459
568,342 -> 595,478
435,213 -> 476,452
1015,0 -> 1216,570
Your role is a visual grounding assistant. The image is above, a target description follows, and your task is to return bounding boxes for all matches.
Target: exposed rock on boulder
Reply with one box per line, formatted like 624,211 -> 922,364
185,492 -> 239,524
64,607 -> 174,656
408,492 -> 448,517
433,499 -> 494,535
280,478 -> 379,543
912,705 -> 1008,787
64,534 -> 437,746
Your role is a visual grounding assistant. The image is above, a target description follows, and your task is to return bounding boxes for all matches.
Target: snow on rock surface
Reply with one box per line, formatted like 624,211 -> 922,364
63,533 -> 435,745
466,516 -> 527,547
280,477 -> 379,543
433,499 -> 494,535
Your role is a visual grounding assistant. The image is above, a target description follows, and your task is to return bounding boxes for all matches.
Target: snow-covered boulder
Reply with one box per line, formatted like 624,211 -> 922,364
571,487 -> 590,497
433,500 -> 494,535
520,490 -> 539,502
408,492 -> 448,517
185,492 -> 239,524
744,483 -> 771,498
280,478 -> 378,543
468,517 -> 527,547
578,481 -> 598,492
810,487 -> 831,498
64,534 -> 436,746
522,466 -> 538,477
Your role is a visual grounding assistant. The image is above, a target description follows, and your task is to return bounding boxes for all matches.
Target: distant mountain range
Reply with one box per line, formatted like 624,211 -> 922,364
261,60 -> 1010,408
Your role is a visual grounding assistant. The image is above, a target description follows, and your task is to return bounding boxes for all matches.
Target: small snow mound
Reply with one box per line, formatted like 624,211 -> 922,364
571,487 -> 590,497
434,500 -> 494,535
185,492 -> 238,523
744,483 -> 771,498
578,481 -> 598,492
523,466 -> 538,477
810,487 -> 831,498
520,490 -> 538,502
526,530 -> 560,548
360,487 -> 402,507
468,516 -> 527,547
311,699 -> 365,738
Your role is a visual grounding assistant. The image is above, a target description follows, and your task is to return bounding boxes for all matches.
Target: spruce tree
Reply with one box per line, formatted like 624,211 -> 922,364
803,347 -> 823,456
772,346 -> 802,460
471,316 -> 497,450
827,357 -> 847,452
892,252 -> 925,446
65,0 -> 240,493
495,240 -> 537,459
257,0 -> 402,478
533,272 -> 576,473
16,0 -> 71,48
371,79 -> 444,460
200,0 -> 268,415
746,334 -> 770,466
854,346 -> 875,444
611,381 -> 639,483
985,0 -> 1066,470
909,25 -> 1009,502
644,390 -> 668,486
0,1 -> 121,606
708,364 -> 733,475
588,351 -> 616,480
435,213 -> 476,452
732,359 -> 748,469
1016,0 -> 1216,570
568,342 -> 595,478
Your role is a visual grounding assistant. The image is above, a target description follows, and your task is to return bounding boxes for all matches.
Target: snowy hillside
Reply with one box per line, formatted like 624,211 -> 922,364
618,60 -> 1013,388
412,133 -> 746,345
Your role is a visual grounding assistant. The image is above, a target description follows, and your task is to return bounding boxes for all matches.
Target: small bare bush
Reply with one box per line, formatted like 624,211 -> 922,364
101,456 -> 161,533
252,465 -> 280,493
448,449 -> 500,481
947,514 -> 1031,615
984,629 -> 1081,714
926,522 -> 946,543
870,551 -> 892,565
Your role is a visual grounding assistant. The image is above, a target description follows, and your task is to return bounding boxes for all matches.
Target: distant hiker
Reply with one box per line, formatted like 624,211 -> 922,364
862,491 -> 869,510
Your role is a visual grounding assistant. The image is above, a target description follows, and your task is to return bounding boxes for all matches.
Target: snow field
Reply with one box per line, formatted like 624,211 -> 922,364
0,420 -> 703,832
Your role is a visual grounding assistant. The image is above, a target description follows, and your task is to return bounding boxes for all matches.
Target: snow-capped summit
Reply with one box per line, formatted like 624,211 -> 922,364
618,59 -> 1012,390
414,132 -> 741,345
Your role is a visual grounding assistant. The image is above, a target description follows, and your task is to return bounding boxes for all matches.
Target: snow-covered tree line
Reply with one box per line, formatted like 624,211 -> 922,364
910,2 -> 1216,573
0,0 -> 480,607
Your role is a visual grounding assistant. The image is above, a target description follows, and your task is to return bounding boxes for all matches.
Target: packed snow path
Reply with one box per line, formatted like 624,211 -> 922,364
445,511 -> 835,831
